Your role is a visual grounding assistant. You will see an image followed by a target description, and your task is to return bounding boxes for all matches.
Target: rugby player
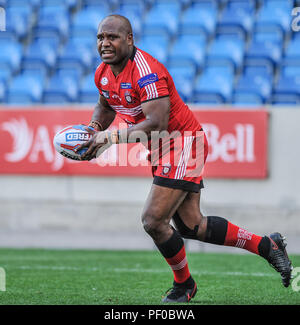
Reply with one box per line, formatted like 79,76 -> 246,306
76,15 -> 293,303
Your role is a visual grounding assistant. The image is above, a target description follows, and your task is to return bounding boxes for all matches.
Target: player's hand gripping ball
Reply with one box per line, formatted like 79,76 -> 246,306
53,124 -> 95,160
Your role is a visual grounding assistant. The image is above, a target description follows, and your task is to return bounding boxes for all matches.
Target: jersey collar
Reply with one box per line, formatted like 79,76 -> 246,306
130,46 -> 137,61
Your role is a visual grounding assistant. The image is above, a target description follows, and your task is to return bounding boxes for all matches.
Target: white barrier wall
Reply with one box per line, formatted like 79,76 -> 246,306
0,108 -> 299,252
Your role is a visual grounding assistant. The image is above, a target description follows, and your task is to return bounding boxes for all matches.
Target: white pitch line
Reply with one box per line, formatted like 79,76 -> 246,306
113,268 -> 277,278
9,265 -> 277,278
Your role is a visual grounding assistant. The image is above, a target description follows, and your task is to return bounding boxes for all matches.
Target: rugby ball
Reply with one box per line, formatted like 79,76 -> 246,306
53,124 -> 95,160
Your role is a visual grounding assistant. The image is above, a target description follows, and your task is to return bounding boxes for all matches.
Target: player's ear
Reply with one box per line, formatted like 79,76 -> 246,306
127,33 -> 133,46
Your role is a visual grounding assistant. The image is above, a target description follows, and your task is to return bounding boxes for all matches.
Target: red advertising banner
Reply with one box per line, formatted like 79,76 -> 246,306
0,108 -> 268,178
193,110 -> 268,178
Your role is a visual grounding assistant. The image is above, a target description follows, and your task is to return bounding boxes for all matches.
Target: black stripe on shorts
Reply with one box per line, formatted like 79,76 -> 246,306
153,176 -> 204,193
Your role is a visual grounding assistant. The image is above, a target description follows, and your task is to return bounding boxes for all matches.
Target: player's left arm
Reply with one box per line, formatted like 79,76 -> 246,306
76,96 -> 170,160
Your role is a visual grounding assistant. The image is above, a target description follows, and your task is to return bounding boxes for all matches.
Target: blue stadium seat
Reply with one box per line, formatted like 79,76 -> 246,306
71,8 -> 109,39
39,2 -> 69,15
225,0 -> 256,10
243,64 -> 273,78
114,1 -> 144,40
0,80 -> 5,103
67,0 -> 79,10
28,0 -> 42,9
6,73 -> 44,103
144,2 -> 181,38
0,68 -> 12,84
57,41 -> 93,75
5,10 -> 29,39
34,9 -> 70,41
206,37 -> 245,71
114,11 -> 142,41
79,73 -> 99,103
168,62 -> 196,102
180,2 -> 217,38
272,75 -> 300,105
21,68 -> 47,84
55,67 -> 83,81
193,66 -> 234,104
0,42 -> 22,74
253,29 -> 284,46
7,0 -> 38,6
137,35 -> 169,65
69,34 -> 96,50
282,38 -> 300,66
118,0 -> 145,16
144,0 -> 155,6
218,0 -> 254,38
233,72 -> 272,104
92,56 -> 102,71
0,31 -> 17,43
245,40 -> 282,72
82,0 -> 114,9
255,1 -> 292,38
7,0 -> 35,11
41,0 -> 78,10
32,31 -> 61,50
168,34 -> 206,70
0,38 -> 15,83
177,0 -> 192,7
6,2 -> 34,26
0,30 -> 18,45
43,73 -> 79,103
280,64 -> 300,78
69,35 -> 99,72
22,40 -> 57,71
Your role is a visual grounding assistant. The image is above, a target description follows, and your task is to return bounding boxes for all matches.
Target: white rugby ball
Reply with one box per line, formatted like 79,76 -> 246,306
53,124 -> 95,160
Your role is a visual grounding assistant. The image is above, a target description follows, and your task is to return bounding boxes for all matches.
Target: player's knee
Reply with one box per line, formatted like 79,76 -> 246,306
172,212 -> 201,240
142,211 -> 165,239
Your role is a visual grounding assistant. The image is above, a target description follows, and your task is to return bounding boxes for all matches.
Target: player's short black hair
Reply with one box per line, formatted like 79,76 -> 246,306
101,14 -> 133,35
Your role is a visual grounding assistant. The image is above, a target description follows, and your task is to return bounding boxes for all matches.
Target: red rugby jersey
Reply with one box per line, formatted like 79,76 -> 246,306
94,46 -> 202,133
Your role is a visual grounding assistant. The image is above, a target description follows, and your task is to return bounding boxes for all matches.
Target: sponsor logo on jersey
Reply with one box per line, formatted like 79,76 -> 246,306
101,77 -> 108,85
112,93 -> 122,101
161,163 -> 172,177
120,82 -> 132,89
123,91 -> 138,105
124,91 -> 133,104
137,73 -> 158,88
65,132 -> 91,142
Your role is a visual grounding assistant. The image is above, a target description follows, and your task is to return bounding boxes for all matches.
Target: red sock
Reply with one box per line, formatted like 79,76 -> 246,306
224,221 -> 262,255
165,245 -> 191,283
156,230 -> 191,284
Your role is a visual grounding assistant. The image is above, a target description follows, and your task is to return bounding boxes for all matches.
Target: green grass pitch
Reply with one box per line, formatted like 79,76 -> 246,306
0,248 -> 299,305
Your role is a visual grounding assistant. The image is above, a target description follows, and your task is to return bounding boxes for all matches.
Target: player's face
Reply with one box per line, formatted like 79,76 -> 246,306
97,19 -> 132,66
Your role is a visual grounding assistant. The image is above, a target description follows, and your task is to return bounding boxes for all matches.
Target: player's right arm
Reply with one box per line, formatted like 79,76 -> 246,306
88,94 -> 116,131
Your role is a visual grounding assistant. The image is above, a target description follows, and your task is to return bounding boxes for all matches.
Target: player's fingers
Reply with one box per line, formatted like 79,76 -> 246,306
80,147 -> 95,160
83,143 -> 108,161
84,144 -> 101,161
89,146 -> 99,160
75,139 -> 91,153
79,141 -> 97,160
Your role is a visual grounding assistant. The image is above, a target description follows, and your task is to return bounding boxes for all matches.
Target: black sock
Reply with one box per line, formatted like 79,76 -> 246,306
155,229 -> 184,258
257,236 -> 271,259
